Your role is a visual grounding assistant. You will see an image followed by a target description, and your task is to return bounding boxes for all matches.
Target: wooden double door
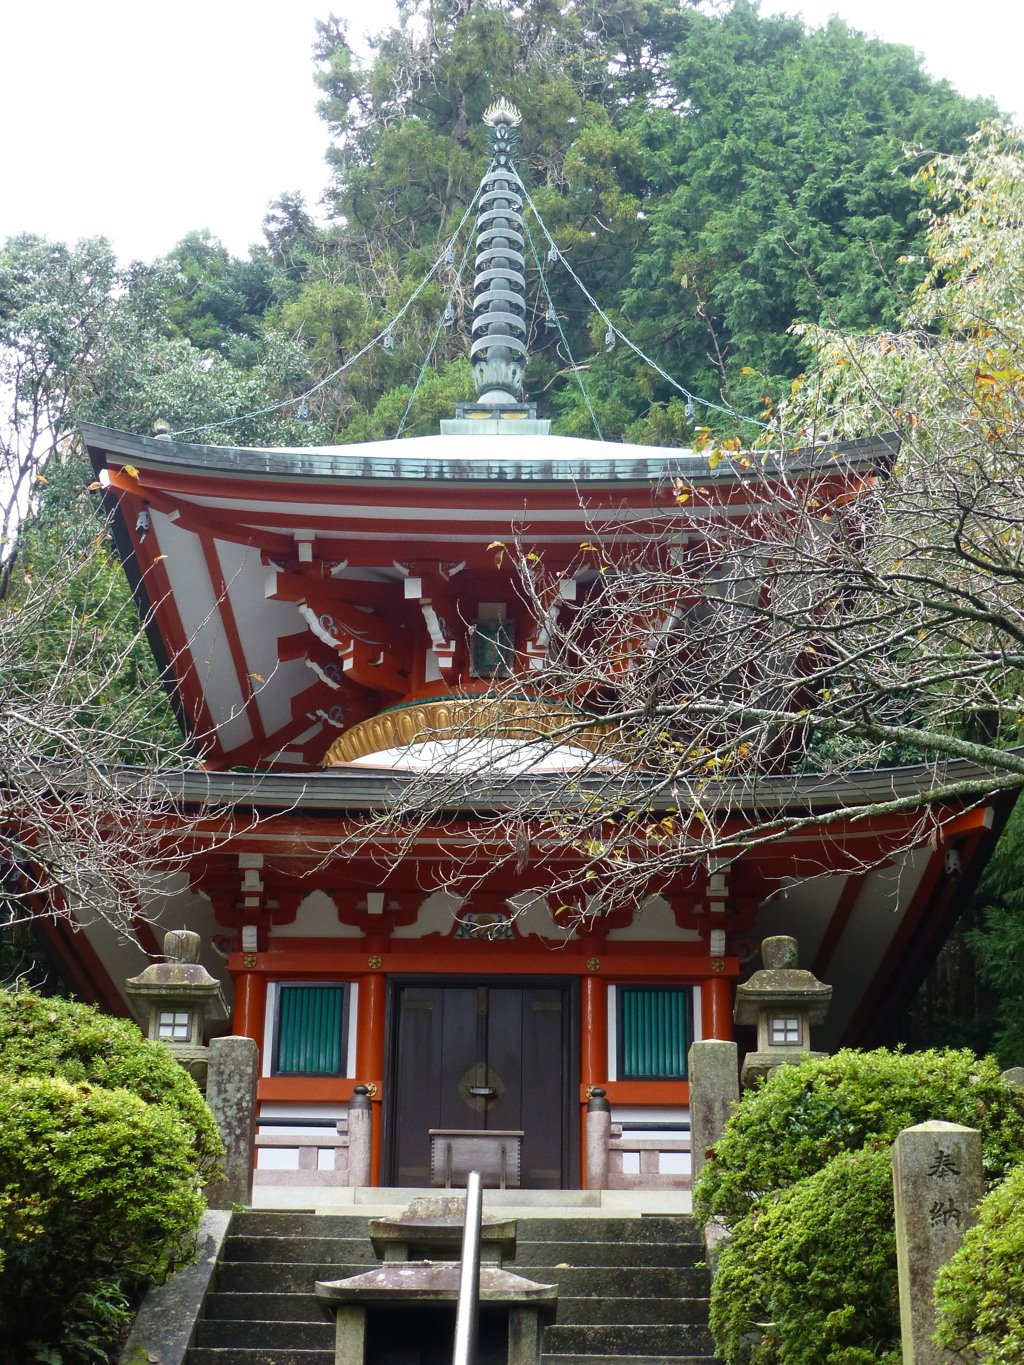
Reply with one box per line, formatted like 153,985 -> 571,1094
385,977 -> 578,1189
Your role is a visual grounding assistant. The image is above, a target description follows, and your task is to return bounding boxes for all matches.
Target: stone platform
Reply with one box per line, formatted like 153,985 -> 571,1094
252,1185 -> 692,1216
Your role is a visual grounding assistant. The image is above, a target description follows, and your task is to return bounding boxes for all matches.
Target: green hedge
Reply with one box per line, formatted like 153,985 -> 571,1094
695,1049 -> 1024,1365
0,1076 -> 206,1354
935,1161 -> 1024,1361
0,989 -> 223,1361
0,989 -> 222,1182
710,1147 -> 900,1365
694,1048 -> 1024,1229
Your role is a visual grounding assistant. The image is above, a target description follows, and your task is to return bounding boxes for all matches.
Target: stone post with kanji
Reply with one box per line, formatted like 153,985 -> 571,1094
892,1120 -> 983,1364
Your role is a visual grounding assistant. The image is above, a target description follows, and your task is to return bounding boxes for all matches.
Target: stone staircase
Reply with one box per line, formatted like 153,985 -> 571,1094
187,1210 -> 721,1365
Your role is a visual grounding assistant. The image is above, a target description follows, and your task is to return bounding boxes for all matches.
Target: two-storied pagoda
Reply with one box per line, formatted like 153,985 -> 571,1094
64,103 -> 1003,1193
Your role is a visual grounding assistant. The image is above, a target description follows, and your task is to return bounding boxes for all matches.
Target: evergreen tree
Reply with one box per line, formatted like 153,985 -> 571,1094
277,0 -> 997,441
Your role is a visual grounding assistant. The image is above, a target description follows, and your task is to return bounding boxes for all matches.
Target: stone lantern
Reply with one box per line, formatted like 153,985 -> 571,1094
125,929 -> 228,1088
734,935 -> 831,1088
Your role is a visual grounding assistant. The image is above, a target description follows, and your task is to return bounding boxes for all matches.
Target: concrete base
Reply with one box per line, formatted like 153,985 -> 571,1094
252,1184 -> 691,1216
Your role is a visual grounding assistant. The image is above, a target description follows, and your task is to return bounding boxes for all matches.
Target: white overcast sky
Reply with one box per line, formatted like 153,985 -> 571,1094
0,0 -> 1020,264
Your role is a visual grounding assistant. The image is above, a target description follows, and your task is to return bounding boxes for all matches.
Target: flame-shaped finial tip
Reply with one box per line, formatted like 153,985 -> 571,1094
482,97 -> 522,128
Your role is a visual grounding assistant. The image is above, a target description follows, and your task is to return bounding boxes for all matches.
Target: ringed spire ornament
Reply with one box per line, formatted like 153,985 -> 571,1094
470,97 -> 528,406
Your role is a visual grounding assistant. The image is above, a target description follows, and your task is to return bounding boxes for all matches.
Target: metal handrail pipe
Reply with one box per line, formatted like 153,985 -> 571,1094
452,1169 -> 483,1365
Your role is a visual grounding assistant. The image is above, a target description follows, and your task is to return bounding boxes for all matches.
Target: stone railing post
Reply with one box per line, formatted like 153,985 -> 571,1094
204,1035 -> 259,1210
585,1087 -> 611,1190
346,1084 -> 373,1187
688,1039 -> 739,1183
892,1120 -> 983,1364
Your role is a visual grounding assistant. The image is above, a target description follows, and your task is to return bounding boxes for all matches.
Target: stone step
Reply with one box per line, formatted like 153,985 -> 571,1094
196,1320 -> 333,1350
188,1351 -> 332,1365
513,1218 -> 700,1245
191,1211 -> 718,1365
215,1261 -> 369,1293
228,1213 -> 698,1245
543,1356 -> 722,1365
203,1294 -> 328,1323
520,1265 -> 704,1298
229,1213 -> 372,1238
555,1296 -> 709,1325
544,1326 -> 716,1356
224,1235 -> 379,1264
512,1241 -> 701,1269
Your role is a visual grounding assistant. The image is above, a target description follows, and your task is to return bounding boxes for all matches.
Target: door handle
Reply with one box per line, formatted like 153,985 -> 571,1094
468,1085 -> 497,1097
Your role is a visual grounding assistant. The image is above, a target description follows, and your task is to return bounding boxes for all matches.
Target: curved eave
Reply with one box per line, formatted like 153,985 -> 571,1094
80,749 -> 1018,817
81,422 -> 898,489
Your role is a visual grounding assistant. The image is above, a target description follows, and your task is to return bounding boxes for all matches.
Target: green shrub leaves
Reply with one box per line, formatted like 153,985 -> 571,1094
0,989 -> 223,1361
696,1049 -> 1024,1363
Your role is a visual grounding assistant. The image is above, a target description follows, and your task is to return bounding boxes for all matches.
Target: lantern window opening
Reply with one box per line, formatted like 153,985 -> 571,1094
769,1015 -> 802,1045
158,1010 -> 192,1041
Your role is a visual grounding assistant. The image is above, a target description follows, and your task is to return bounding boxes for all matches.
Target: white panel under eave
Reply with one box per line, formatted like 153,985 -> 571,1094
216,539 -> 314,741
271,890 -> 362,938
510,895 -> 577,942
389,891 -> 462,938
607,896 -> 701,941
752,873 -> 846,969
151,511 -> 251,752
815,846 -> 931,1048
81,872 -> 234,1018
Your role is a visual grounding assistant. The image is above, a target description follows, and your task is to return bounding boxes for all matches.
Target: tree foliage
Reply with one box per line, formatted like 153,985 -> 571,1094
266,0 -> 996,441
0,989 -> 222,1180
710,1148 -> 900,1365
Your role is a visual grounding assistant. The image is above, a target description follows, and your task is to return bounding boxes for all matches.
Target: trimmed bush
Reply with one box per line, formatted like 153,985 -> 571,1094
696,1048 -> 1024,1365
0,1076 -> 205,1353
0,988 -> 223,1361
934,1161 -> 1024,1361
694,1047 -> 1024,1229
0,989 -> 222,1182
711,1146 -> 900,1365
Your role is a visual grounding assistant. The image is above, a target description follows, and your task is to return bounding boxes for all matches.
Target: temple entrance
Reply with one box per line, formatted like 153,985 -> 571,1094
385,977 -> 578,1189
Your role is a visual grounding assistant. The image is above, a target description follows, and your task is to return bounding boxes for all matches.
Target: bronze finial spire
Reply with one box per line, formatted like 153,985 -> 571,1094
471,99 -> 529,406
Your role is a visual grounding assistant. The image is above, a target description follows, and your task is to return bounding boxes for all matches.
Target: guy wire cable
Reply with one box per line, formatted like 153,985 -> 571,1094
394,181 -> 482,439
521,212 -> 604,441
169,193 -> 481,441
522,183 -> 772,432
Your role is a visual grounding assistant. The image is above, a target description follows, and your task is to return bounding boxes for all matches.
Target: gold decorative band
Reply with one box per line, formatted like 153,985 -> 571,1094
322,695 -> 608,766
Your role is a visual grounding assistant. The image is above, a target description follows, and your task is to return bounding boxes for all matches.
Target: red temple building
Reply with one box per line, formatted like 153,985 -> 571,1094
55,103 -> 1004,1199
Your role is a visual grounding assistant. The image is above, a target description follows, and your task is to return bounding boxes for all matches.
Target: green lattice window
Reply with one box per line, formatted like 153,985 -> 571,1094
618,986 -> 692,1080
273,984 -> 349,1076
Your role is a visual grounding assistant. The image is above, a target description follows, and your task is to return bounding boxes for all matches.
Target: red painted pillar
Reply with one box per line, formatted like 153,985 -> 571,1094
580,974 -> 608,1188
356,972 -> 387,1186
232,972 -> 267,1066
581,974 -> 608,1089
702,974 -> 734,1041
